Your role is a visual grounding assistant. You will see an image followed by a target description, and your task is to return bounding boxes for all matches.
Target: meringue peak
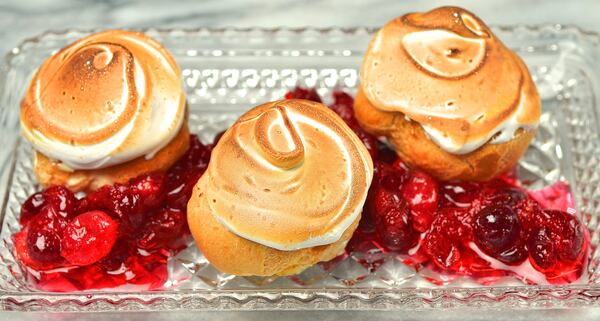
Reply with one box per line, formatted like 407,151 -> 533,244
253,105 -> 305,170
360,6 -> 541,154
200,99 -> 373,251
20,30 -> 185,170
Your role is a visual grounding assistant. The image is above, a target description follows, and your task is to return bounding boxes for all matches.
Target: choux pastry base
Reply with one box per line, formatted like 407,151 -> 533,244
354,88 -> 536,181
34,123 -> 190,193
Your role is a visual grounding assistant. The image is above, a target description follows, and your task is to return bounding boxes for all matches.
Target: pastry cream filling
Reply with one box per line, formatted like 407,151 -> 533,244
202,100 -> 373,251
20,30 -> 185,170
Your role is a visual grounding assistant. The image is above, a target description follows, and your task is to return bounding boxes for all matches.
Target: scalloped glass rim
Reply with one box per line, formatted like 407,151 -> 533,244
0,25 -> 600,311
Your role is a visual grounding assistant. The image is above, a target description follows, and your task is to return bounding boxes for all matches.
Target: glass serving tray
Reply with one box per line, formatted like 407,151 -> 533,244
1,26 -> 600,312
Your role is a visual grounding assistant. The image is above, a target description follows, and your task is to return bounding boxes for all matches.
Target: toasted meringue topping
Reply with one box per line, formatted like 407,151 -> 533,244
361,7 -> 541,154
402,30 -> 485,78
20,30 -> 185,169
199,99 -> 373,251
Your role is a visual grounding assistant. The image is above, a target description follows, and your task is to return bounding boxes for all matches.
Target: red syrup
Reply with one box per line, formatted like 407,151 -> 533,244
286,87 -> 589,285
13,135 -> 213,291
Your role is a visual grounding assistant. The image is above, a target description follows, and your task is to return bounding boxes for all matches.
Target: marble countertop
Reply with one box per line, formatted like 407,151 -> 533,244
1,0 -> 600,56
1,0 -> 599,320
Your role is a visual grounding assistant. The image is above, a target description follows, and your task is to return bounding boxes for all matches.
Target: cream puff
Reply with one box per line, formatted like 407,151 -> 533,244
188,99 -> 373,276
354,7 -> 541,181
20,30 -> 189,192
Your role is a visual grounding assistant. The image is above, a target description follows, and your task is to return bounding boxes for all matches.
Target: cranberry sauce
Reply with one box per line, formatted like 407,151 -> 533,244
13,88 -> 589,290
13,135 -> 213,291
286,87 -> 589,285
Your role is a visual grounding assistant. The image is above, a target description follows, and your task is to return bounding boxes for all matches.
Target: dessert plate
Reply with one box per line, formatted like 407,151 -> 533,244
1,26 -> 600,311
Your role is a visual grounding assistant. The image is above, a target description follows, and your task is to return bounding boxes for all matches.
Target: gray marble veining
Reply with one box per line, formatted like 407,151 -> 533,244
1,0 -> 599,56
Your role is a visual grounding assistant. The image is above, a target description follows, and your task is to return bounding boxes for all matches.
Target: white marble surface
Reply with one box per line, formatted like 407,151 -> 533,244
1,0 -> 599,320
1,0 -> 600,56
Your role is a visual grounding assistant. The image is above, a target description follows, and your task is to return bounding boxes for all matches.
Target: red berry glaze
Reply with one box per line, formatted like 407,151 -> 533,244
284,86 -> 322,102
528,210 -> 585,270
331,91 -> 379,160
330,91 -> 358,127
137,209 -> 185,250
285,87 -> 590,285
14,134 -> 213,291
14,227 -> 65,271
130,173 -> 167,210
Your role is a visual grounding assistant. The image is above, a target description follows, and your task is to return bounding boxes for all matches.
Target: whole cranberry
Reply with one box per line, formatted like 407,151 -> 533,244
402,171 -> 439,232
20,192 -> 45,225
13,228 -> 63,271
26,208 -> 66,264
537,210 -> 584,260
474,205 -> 525,264
137,209 -> 185,250
60,211 -> 119,266
372,187 -> 417,252
129,172 -> 167,210
376,206 -> 417,252
554,211 -> 585,262
528,227 -> 556,271
423,231 -> 461,271
43,185 -> 76,219
402,171 -> 439,213
526,209 -> 585,272
20,185 -> 76,225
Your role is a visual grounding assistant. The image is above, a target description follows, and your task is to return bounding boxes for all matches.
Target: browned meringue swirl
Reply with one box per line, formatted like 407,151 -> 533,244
198,99 -> 373,251
28,42 -> 139,144
360,6 -> 541,152
20,30 -> 185,170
